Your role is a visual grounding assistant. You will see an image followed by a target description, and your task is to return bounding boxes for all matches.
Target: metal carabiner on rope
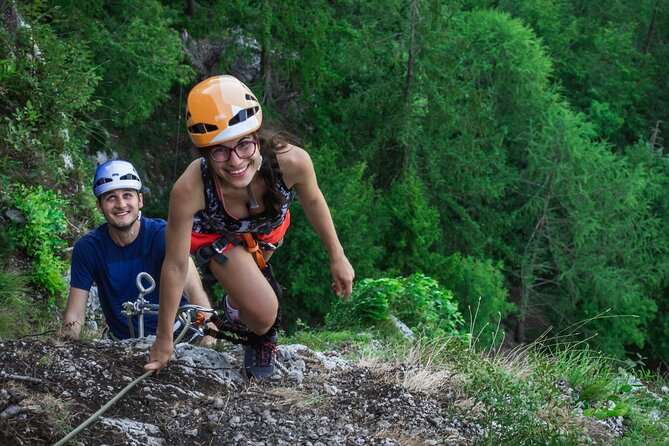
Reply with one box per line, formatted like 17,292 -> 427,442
175,304 -> 217,342
134,272 -> 156,338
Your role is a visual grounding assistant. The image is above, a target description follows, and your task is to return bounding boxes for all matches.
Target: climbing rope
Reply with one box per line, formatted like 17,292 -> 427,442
52,312 -> 192,446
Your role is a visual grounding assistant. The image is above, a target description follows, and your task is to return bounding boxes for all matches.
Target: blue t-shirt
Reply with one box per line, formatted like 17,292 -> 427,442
69,217 -> 186,339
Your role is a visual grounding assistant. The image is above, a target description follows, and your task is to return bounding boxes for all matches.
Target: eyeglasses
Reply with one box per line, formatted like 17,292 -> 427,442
209,139 -> 257,162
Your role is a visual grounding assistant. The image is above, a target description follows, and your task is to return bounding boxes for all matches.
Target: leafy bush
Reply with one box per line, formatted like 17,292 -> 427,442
325,277 -> 392,328
432,253 -> 514,347
11,185 -> 69,302
1,15 -> 100,182
326,274 -> 464,338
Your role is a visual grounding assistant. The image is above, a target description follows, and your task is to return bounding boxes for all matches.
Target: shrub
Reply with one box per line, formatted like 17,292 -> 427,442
326,274 -> 464,338
433,253 -> 514,347
11,185 -> 69,303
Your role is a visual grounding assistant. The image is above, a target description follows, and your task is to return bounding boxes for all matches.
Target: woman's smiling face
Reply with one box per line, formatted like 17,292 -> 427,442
208,135 -> 261,187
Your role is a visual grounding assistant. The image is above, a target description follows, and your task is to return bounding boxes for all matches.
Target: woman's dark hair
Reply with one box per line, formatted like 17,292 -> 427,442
256,127 -> 293,217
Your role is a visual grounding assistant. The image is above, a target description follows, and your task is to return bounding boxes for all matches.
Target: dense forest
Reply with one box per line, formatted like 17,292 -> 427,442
1,0 -> 669,369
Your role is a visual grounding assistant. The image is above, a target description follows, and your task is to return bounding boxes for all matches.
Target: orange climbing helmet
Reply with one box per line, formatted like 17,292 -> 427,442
186,75 -> 263,148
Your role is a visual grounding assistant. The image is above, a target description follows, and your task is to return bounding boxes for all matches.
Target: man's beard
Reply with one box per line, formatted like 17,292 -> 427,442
108,211 -> 140,232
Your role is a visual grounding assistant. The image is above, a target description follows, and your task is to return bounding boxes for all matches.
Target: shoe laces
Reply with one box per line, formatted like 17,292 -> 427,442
253,339 -> 278,367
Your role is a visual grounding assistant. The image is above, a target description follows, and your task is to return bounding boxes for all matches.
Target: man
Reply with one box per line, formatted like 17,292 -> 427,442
60,160 -> 215,345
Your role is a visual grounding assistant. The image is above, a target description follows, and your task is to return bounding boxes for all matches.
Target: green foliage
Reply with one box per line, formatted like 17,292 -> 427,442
433,253 -> 514,347
0,58 -> 16,80
533,345 -> 616,403
514,102 -> 667,355
414,8 -> 553,256
376,174 -> 441,276
326,274 -> 464,339
48,0 -> 193,127
614,374 -> 669,444
623,142 -> 669,362
0,263 -> 30,338
325,277 -> 391,328
10,185 -> 68,302
276,144 -> 383,326
392,273 -> 465,337
0,15 -> 100,186
497,0 -> 661,148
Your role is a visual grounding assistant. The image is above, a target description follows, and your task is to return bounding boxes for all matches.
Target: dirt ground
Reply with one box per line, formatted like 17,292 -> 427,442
0,337 -> 481,446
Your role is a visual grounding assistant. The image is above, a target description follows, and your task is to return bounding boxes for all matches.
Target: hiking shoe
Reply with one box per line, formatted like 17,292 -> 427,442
243,332 -> 278,379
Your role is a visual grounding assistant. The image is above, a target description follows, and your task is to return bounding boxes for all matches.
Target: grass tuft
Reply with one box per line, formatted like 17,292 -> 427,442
306,322 -> 669,445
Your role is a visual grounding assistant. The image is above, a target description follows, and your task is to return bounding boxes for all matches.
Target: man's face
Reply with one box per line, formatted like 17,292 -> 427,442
96,189 -> 143,231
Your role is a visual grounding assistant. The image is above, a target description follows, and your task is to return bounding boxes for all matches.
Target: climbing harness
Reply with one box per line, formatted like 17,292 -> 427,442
193,235 -> 239,271
241,232 -> 266,269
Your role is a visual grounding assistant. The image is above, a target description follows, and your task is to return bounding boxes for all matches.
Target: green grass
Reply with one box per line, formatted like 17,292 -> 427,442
0,263 -> 31,337
292,327 -> 669,446
0,257 -> 63,339
281,323 -> 382,359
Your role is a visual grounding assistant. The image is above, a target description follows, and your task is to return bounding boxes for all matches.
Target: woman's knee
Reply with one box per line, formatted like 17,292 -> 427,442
240,297 -> 278,334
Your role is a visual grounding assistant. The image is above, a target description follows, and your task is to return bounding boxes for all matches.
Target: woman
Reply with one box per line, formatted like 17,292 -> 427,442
145,75 -> 354,379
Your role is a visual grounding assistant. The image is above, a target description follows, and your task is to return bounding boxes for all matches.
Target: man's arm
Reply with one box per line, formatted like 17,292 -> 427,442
59,287 -> 90,339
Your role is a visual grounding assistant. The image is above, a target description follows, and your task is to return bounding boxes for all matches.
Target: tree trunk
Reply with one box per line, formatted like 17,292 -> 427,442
643,1 -> 658,55
402,0 -> 419,175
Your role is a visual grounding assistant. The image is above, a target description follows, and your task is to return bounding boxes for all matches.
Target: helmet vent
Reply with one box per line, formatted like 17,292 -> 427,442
245,93 -> 257,102
188,123 -> 219,134
94,177 -> 114,188
228,106 -> 259,126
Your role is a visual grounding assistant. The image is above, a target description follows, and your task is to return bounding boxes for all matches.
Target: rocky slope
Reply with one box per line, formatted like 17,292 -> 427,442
0,337 -> 481,445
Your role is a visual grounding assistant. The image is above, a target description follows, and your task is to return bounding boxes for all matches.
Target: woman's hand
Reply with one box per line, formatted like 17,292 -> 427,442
330,255 -> 355,301
144,336 -> 173,375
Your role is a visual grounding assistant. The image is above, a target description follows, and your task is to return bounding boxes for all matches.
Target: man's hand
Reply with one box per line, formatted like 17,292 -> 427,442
57,321 -> 82,340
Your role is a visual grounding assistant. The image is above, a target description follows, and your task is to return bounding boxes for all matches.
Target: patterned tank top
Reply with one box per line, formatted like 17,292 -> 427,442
192,157 -> 293,236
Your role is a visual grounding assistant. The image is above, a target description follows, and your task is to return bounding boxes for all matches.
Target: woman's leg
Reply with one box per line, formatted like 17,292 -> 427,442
208,244 -> 278,335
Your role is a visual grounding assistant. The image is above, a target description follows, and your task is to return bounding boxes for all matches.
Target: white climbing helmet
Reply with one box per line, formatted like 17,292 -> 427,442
93,160 -> 142,198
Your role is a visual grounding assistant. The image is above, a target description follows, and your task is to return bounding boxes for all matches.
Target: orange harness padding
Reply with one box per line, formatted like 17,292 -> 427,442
241,233 -> 266,269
